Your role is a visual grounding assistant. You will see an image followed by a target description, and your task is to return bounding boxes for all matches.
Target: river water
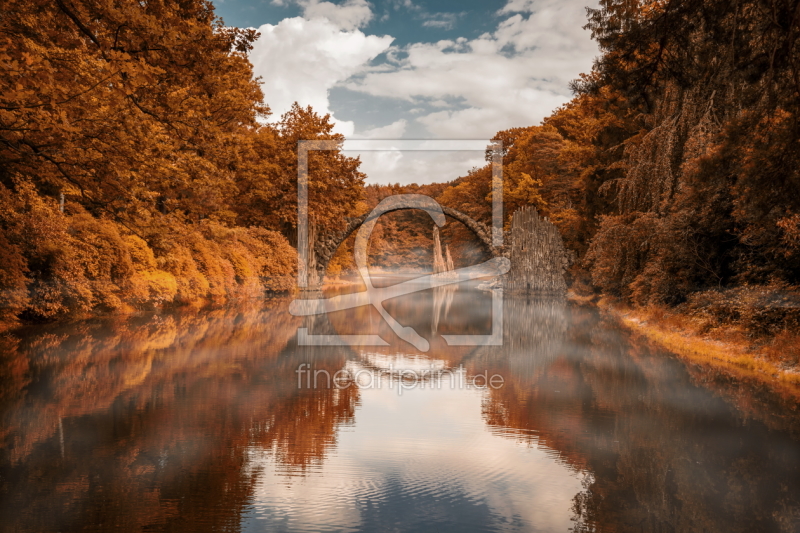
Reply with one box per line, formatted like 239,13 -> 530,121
1,280 -> 799,532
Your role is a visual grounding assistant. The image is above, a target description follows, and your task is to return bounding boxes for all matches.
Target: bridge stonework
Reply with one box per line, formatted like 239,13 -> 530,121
304,205 -> 571,294
310,206 -> 499,283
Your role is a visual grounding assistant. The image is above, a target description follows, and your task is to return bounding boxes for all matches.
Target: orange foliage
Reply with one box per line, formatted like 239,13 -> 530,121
0,177 -> 297,323
0,0 -> 369,325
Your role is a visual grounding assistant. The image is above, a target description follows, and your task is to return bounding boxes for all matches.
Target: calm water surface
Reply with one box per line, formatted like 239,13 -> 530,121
1,280 -> 799,532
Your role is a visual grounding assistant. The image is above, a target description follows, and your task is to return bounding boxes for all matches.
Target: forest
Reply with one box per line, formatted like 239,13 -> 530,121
1,0 -> 799,369
0,0 -> 364,323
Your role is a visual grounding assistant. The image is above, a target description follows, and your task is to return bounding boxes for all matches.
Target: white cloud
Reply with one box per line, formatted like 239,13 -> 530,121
353,119 -> 408,139
416,91 -> 568,138
428,99 -> 452,108
245,0 -> 599,180
498,0 -> 571,15
421,12 -> 460,30
344,0 -> 599,138
248,17 -> 393,136
300,0 -> 374,31
353,150 -> 405,181
344,122 -> 416,184
346,148 -> 485,185
392,0 -> 421,12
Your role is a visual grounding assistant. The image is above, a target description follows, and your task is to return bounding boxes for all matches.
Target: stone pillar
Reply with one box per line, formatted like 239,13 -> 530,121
433,226 -> 447,274
300,218 -> 323,295
507,206 -> 569,294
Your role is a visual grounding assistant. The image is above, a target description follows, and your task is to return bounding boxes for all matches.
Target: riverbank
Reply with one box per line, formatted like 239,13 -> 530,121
598,298 -> 800,398
0,288 -> 296,334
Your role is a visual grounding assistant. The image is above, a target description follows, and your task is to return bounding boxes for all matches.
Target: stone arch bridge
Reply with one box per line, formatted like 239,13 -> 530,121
308,205 -> 500,283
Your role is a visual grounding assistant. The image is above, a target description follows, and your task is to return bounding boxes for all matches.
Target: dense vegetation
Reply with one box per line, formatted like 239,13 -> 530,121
427,0 -> 800,346
1,0 -> 799,346
0,0 -> 364,323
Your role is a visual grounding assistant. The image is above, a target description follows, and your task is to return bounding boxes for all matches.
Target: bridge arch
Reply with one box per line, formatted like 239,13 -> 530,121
312,205 -> 498,281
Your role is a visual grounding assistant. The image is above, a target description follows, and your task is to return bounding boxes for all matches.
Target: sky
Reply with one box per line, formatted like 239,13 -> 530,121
211,0 -> 601,184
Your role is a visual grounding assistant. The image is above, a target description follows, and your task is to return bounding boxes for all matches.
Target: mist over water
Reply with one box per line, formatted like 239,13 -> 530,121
1,279 -> 799,532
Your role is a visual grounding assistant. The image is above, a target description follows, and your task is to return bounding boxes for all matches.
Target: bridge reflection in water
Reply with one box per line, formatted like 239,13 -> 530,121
0,286 -> 799,532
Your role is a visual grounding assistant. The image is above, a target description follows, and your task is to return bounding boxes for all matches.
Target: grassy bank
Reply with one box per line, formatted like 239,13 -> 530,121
598,298 -> 800,398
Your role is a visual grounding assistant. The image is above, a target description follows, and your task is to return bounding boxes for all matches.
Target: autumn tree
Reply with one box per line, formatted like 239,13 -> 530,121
234,103 -> 366,239
581,0 -> 800,304
1,0 -> 267,226
1,0 -> 357,322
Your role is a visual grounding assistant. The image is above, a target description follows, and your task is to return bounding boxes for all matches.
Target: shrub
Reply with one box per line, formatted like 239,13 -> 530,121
124,235 -> 178,307
247,227 -> 296,292
1,181 -> 94,318
156,243 -> 211,304
0,232 -> 29,322
0,180 -> 298,321
682,282 -> 800,337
